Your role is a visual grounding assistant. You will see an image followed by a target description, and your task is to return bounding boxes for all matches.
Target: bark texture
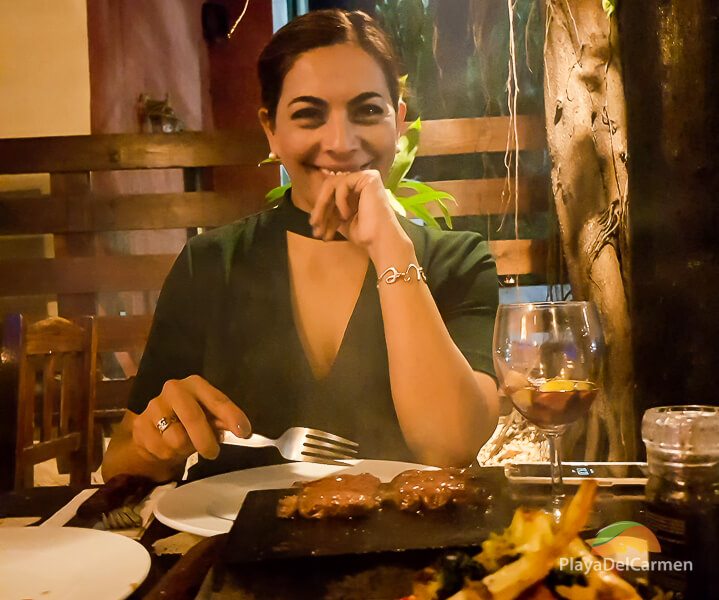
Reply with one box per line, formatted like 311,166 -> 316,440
619,1 -> 719,418
543,0 -> 635,460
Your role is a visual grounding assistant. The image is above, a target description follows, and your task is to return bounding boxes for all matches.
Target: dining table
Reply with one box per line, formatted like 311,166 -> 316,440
0,465 -> 686,600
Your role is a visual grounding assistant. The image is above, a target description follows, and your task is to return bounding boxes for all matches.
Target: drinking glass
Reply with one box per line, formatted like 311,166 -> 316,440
492,301 -> 604,511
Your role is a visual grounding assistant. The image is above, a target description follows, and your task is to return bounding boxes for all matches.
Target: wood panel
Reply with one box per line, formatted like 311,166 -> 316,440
95,379 -> 134,413
421,177 -> 547,217
0,191 -> 247,234
490,239 -> 548,276
0,131 -> 268,174
96,315 -> 153,352
0,255 -> 175,296
51,172 -> 96,317
417,116 -> 545,156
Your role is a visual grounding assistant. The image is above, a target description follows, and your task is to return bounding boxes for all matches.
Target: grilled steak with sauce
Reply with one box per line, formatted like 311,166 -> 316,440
277,469 -> 486,519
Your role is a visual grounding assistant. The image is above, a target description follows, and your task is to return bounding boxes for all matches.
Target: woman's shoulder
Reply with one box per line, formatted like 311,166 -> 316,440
185,203 -> 284,253
398,216 -> 494,269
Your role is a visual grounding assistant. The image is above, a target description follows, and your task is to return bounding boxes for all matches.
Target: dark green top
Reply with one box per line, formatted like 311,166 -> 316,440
129,195 -> 498,478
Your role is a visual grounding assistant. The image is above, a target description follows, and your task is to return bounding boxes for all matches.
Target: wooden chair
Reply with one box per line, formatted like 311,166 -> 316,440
0,313 -> 96,491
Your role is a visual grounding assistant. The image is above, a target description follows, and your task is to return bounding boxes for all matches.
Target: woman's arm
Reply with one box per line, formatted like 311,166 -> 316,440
370,226 -> 499,467
311,171 -> 499,466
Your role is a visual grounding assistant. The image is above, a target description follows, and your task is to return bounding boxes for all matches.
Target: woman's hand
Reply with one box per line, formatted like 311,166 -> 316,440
131,375 -> 251,466
308,169 -> 406,253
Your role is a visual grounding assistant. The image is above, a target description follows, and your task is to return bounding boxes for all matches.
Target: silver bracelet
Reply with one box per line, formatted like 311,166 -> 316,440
376,263 -> 427,288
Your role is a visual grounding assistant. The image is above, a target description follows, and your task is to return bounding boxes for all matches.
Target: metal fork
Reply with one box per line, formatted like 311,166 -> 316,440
221,428 -> 359,465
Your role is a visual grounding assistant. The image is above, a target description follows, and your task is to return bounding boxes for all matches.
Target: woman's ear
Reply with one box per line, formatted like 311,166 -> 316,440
258,108 -> 276,151
395,100 -> 407,132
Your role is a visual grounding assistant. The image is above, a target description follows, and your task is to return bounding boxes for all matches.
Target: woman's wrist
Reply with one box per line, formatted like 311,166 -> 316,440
367,221 -> 415,269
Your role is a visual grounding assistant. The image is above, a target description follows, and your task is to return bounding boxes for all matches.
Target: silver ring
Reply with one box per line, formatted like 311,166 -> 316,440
156,414 -> 178,434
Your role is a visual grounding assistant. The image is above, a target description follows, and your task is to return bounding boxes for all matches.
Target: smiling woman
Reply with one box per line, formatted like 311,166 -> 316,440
101,9 -> 500,483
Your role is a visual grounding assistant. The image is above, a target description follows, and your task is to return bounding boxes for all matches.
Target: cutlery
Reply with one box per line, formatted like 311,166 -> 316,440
221,428 -> 358,465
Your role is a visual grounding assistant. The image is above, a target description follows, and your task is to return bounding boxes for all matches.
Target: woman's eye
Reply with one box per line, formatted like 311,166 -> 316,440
355,104 -> 384,119
291,108 -> 324,123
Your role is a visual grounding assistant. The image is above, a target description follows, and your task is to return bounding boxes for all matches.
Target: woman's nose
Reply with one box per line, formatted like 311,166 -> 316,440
323,114 -> 360,155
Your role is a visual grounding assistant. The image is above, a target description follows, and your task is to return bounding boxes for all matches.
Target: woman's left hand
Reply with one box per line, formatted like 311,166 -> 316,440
308,169 -> 404,252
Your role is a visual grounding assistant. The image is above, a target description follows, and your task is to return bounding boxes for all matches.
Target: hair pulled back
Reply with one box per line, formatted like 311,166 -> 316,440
258,9 -> 401,124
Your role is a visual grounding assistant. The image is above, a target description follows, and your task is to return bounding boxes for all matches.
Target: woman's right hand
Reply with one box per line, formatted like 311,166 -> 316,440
132,375 -> 251,465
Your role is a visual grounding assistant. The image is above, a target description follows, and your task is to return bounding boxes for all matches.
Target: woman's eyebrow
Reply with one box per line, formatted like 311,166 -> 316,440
349,92 -> 384,105
288,95 -> 326,107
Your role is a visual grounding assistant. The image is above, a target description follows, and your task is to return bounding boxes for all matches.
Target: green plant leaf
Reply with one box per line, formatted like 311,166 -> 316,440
590,521 -> 642,547
434,198 -> 453,228
602,0 -> 616,17
258,156 -> 280,166
401,190 -> 454,206
406,202 -> 441,230
265,183 -> 292,203
386,117 -> 421,192
399,180 -> 454,199
386,190 -> 407,217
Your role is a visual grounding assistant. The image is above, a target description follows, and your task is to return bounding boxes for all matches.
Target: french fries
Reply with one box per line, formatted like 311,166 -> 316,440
413,481 -> 643,600
480,481 -> 598,600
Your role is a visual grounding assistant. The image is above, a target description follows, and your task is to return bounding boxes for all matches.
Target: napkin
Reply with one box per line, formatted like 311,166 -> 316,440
40,488 -> 99,527
0,516 -> 41,528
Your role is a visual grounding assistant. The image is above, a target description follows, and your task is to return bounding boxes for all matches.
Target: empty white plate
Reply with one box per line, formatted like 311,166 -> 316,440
0,526 -> 151,600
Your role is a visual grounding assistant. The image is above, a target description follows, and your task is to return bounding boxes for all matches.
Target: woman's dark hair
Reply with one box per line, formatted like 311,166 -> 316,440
258,9 -> 401,124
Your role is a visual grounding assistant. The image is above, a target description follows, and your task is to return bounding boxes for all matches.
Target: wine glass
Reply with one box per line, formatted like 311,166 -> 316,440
493,301 -> 604,512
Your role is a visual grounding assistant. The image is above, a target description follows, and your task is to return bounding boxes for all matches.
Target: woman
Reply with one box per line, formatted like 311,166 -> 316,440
102,9 -> 499,483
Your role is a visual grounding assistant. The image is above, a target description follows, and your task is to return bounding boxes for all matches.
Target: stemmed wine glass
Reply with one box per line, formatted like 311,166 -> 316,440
492,301 -> 604,513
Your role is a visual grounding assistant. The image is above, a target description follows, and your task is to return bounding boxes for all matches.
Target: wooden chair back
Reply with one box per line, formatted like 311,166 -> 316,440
0,313 -> 96,491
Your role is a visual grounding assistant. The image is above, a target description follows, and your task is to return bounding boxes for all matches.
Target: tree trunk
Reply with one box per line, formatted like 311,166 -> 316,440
618,1 -> 719,417
543,0 -> 636,460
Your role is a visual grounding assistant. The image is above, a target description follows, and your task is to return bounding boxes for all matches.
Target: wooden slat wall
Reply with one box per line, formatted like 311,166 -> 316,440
417,116 -> 546,156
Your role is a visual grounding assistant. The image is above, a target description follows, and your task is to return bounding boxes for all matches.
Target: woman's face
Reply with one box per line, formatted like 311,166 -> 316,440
260,43 -> 406,211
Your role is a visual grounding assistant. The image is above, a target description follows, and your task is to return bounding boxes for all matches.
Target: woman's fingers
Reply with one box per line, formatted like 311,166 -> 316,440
133,411 -> 179,462
179,375 -> 251,438
160,380 -> 222,460
138,375 -> 252,463
310,175 -> 339,239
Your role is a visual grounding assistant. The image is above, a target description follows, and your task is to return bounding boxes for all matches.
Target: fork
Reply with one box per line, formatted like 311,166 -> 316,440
102,505 -> 143,530
221,428 -> 359,465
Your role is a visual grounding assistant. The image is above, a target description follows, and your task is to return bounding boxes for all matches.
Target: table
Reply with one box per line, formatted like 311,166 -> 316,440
0,472 -> 689,600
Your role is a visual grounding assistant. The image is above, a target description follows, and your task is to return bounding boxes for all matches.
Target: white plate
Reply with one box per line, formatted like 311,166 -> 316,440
154,459 -> 435,537
0,527 -> 151,600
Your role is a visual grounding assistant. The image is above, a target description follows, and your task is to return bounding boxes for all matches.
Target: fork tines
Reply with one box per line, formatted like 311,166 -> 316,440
304,430 -> 359,449
102,505 -> 142,530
